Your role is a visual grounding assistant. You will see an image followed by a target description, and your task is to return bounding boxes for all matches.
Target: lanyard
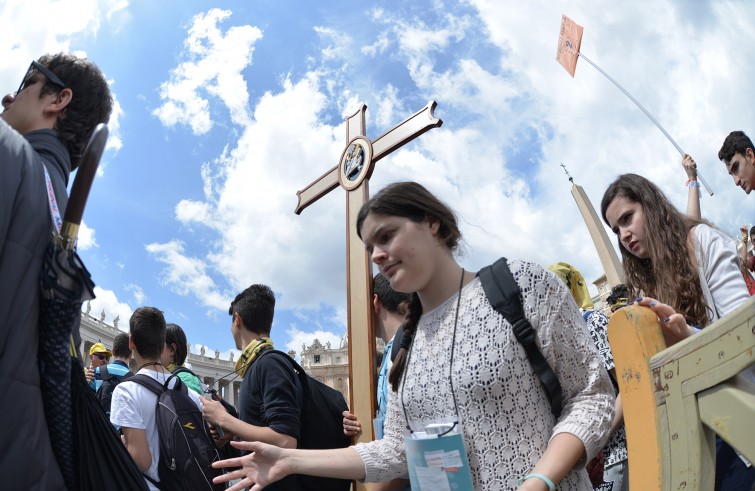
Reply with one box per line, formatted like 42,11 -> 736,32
401,268 -> 465,434
43,164 -> 63,234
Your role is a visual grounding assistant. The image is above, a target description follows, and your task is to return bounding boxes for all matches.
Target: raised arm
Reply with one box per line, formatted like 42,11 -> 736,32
683,154 -> 701,219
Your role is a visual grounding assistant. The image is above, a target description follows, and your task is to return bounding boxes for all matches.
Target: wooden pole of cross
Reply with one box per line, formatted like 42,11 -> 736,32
295,102 -> 442,454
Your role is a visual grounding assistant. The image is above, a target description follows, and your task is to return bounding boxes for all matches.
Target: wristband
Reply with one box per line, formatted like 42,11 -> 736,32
517,472 -> 556,490
686,179 -> 700,188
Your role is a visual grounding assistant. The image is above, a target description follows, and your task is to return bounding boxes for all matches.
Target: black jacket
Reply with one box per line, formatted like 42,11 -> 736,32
0,121 -> 70,490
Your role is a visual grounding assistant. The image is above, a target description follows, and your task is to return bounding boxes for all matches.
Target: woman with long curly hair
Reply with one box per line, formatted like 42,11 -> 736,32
601,173 -> 748,343
601,173 -> 753,490
212,181 -> 614,491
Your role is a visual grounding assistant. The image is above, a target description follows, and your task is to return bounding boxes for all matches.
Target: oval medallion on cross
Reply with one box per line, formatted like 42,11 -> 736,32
339,137 -> 373,190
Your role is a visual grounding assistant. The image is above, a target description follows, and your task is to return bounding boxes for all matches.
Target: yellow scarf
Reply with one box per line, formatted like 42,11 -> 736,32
547,262 -> 595,310
235,337 -> 274,377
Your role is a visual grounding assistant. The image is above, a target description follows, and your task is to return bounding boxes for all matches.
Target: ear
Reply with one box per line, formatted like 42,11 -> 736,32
426,217 -> 441,236
746,147 -> 755,162
44,88 -> 72,116
128,335 -> 135,351
372,294 -> 381,315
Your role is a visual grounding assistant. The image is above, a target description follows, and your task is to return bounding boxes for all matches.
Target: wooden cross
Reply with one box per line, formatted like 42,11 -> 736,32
295,102 -> 442,446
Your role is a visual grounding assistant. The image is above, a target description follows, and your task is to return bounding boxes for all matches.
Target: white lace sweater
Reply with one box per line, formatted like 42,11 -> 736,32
355,260 -> 615,490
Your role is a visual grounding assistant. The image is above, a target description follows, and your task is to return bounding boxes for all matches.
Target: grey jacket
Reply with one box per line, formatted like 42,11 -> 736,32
0,120 -> 70,490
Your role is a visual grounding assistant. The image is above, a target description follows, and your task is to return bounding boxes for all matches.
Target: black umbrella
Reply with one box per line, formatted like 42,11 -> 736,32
38,124 -> 148,490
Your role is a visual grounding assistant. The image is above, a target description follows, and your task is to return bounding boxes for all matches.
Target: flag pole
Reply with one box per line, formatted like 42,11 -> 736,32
577,51 -> 714,196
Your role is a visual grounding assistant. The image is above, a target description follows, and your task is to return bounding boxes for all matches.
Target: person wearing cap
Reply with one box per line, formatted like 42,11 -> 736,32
85,342 -> 112,387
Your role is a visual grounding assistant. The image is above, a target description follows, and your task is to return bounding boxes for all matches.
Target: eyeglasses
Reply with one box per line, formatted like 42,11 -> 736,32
92,354 -> 107,361
16,60 -> 67,96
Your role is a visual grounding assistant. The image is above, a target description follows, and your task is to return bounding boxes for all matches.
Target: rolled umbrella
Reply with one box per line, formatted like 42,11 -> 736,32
38,124 -> 107,489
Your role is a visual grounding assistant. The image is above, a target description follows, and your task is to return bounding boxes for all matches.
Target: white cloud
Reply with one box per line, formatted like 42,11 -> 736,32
152,8 -> 262,134
84,286 -> 134,331
77,221 -> 98,250
125,283 -> 145,305
146,240 -> 229,310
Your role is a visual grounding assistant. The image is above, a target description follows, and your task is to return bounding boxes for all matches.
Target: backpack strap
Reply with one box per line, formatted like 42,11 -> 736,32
171,366 -> 197,377
479,257 -> 564,418
100,365 -> 112,381
130,373 -> 185,396
129,374 -> 166,397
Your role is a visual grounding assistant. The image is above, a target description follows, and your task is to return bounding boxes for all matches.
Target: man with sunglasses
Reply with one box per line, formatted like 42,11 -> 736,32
0,53 -> 112,489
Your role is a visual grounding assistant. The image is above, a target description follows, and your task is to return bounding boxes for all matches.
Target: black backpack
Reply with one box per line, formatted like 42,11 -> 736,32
252,349 -> 352,491
97,365 -> 133,417
130,374 -> 224,491
392,258 -> 564,418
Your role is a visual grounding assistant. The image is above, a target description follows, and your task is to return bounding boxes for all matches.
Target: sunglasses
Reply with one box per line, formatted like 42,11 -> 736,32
16,60 -> 67,96
92,354 -> 107,361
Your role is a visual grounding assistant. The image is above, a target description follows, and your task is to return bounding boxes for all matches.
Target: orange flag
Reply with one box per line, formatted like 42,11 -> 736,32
556,15 -> 583,77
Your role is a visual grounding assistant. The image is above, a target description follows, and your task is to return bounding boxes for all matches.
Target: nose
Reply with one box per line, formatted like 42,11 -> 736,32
371,245 -> 387,265
733,175 -> 742,186
1,93 -> 14,109
619,227 -> 631,244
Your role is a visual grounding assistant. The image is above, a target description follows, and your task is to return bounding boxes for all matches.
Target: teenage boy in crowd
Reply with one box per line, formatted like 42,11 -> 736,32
201,284 -> 304,491
0,53 -> 112,489
719,130 -> 755,195
110,307 -> 202,491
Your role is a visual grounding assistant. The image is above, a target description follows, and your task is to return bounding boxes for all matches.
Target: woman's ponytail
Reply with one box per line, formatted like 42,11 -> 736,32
389,292 -> 422,392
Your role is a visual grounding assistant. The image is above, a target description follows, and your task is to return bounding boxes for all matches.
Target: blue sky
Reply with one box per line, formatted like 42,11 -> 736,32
2,0 -> 753,360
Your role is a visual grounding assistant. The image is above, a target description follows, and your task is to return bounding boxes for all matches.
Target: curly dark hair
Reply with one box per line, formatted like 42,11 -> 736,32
38,53 -> 113,170
601,174 -> 710,327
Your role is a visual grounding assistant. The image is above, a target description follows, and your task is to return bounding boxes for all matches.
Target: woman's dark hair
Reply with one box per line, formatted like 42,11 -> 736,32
165,323 -> 189,366
600,174 -> 709,326
356,181 -> 461,391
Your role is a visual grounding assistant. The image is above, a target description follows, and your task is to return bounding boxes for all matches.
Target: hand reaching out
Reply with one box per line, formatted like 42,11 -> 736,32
213,440 -> 290,491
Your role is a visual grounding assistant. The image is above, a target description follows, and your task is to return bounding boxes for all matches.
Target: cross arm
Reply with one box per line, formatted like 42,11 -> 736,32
371,101 -> 442,162
294,166 -> 340,215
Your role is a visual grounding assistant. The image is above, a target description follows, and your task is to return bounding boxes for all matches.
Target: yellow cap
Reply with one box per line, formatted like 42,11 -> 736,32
89,342 -> 113,357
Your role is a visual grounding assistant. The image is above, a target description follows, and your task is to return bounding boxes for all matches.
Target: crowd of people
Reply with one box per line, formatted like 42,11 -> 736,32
1,52 -> 753,491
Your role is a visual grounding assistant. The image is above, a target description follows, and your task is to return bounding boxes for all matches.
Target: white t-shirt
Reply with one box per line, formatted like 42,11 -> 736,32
110,368 -> 203,491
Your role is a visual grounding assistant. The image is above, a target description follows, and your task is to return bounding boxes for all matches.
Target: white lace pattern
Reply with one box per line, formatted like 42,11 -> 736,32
355,260 -> 614,490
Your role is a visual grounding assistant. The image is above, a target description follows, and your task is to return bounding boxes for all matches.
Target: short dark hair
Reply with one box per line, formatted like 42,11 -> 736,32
129,307 -> 166,360
165,323 -> 189,366
112,332 -> 132,359
718,131 -> 754,163
373,273 -> 410,314
37,53 -> 113,170
229,284 -> 275,334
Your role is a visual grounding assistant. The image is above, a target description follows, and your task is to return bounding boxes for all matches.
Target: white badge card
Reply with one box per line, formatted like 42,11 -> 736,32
403,420 -> 474,491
